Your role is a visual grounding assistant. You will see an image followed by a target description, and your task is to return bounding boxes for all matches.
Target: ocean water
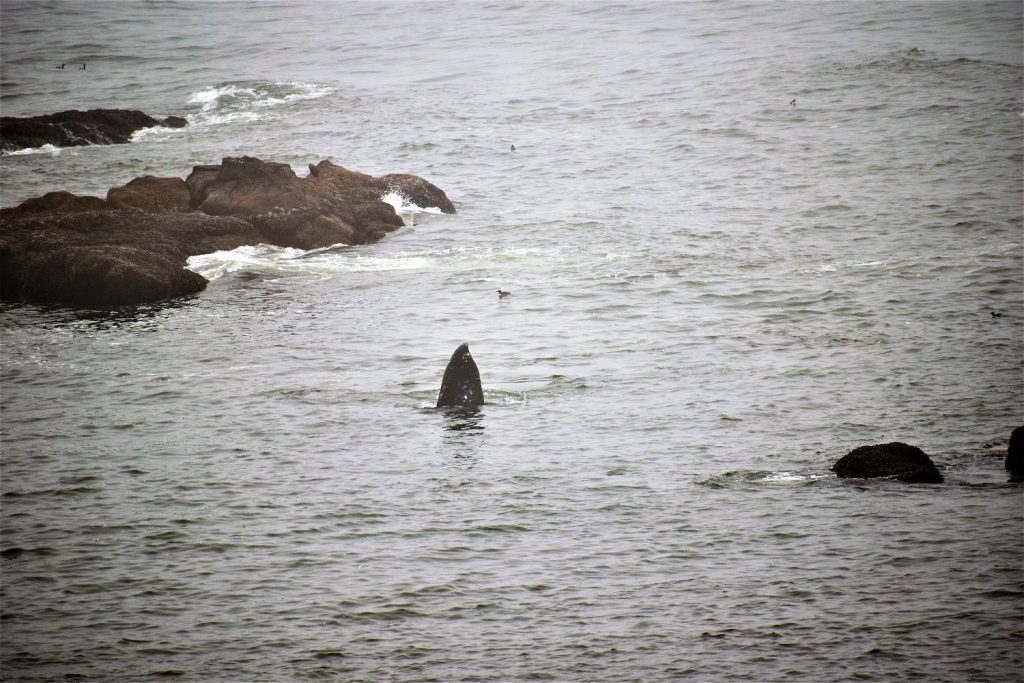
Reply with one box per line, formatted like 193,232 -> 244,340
1,1 -> 1023,681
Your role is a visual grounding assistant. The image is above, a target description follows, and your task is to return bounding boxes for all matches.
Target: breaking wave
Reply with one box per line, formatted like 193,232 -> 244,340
186,80 -> 333,127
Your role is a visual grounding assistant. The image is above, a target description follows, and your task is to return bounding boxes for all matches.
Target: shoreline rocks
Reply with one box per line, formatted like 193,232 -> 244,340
0,156 -> 455,306
831,442 -> 943,483
0,109 -> 188,153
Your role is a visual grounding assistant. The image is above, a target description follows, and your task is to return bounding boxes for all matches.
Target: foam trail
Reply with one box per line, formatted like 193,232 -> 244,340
186,244 -> 321,281
185,243 -> 443,281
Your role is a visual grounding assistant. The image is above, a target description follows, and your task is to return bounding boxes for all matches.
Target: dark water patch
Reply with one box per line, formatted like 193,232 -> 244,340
1,546 -> 56,560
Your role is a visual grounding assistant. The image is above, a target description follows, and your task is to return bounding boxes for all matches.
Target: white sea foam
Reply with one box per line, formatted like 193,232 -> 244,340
186,243 -> 442,281
186,81 -> 333,127
760,471 -> 806,482
129,124 -> 188,143
4,143 -> 62,157
186,244 -> 321,281
380,189 -> 444,217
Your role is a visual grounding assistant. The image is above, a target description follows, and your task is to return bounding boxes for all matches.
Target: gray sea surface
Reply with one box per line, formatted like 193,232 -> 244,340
1,1 -> 1022,681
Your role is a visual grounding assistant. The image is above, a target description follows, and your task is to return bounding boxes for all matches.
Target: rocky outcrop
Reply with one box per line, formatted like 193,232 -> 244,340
107,176 -> 191,212
0,156 -> 454,306
0,109 -> 189,153
831,442 -> 943,483
1007,427 -> 1024,479
13,191 -> 112,214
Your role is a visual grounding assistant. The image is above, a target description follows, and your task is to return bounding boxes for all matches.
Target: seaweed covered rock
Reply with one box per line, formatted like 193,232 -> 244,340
831,442 -> 943,484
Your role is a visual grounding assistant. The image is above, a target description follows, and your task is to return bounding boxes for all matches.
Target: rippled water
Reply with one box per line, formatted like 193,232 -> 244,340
2,2 -> 1022,681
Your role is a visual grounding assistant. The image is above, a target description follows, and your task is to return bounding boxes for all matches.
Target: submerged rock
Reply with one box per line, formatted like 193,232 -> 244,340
0,109 -> 188,153
0,156 -> 455,306
1007,427 -> 1024,479
831,442 -> 943,483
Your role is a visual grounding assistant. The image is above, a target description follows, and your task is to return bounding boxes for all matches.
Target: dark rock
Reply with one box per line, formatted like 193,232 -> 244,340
107,176 -> 191,212
183,165 -> 223,208
14,191 -> 110,214
831,442 -> 943,483
1,156 -> 455,306
194,156 -> 307,217
161,116 -> 189,129
379,173 -> 457,214
1007,427 -> 1024,478
193,157 -> 411,244
16,244 -> 209,306
0,209 -> 261,305
250,209 -> 356,250
436,343 -> 484,408
0,109 -> 176,152
310,160 -> 456,214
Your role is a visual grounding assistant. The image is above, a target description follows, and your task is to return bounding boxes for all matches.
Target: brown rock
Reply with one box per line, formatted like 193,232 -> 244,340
14,191 -> 110,213
1,156 -> 454,306
106,176 -> 191,213
184,164 -> 223,208
195,156 -> 307,216
0,209 -> 261,304
378,173 -> 456,213
16,244 -> 209,306
250,209 -> 357,250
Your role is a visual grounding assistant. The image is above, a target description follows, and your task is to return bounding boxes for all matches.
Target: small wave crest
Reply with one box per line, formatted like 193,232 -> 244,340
3,143 -> 62,157
381,189 -> 444,218
699,470 -> 833,489
185,243 -> 342,281
185,242 -> 450,282
185,80 -> 333,127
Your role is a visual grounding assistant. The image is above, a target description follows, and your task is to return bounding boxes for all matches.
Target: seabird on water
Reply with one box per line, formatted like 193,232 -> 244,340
56,63 -> 65,69
789,98 -> 796,107
497,289 -> 511,299
510,144 -> 515,152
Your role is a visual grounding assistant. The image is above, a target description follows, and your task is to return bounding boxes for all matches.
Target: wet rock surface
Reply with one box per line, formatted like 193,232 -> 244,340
0,109 -> 189,153
0,156 -> 454,306
832,442 -> 944,483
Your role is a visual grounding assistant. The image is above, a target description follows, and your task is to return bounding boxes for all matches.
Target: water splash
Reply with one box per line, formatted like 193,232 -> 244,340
185,80 -> 333,127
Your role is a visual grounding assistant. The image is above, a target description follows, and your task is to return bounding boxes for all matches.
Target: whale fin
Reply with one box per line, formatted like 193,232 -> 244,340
436,343 -> 484,408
